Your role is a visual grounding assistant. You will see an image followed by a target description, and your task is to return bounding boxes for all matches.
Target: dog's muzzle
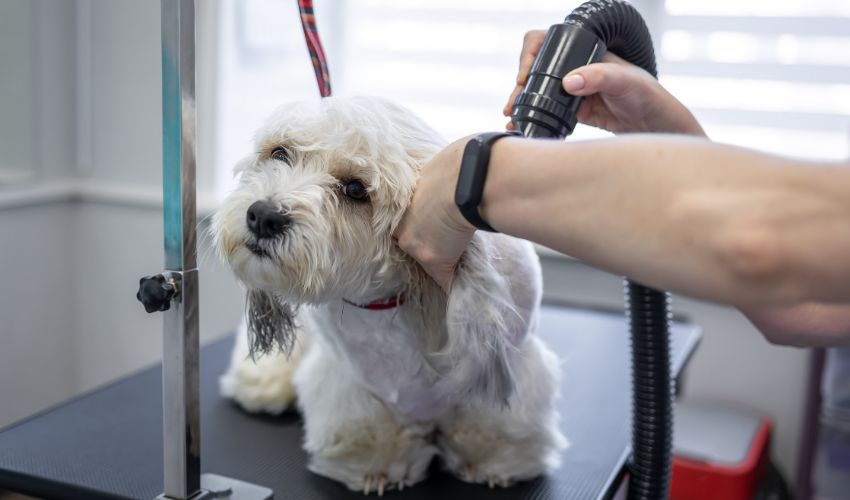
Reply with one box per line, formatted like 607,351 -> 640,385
246,201 -> 291,240
245,201 -> 292,254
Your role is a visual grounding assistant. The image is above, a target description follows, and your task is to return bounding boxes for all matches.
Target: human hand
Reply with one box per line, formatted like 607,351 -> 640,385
503,30 -> 705,136
394,136 -> 477,292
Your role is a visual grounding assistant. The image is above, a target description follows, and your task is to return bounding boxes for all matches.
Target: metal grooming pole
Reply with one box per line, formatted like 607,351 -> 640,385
159,0 -> 200,495
138,1 -> 273,498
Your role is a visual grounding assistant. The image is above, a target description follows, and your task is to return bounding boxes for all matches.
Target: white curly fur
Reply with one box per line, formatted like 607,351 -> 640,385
213,96 -> 566,494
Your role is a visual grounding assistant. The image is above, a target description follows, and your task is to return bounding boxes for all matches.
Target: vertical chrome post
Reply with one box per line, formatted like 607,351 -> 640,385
151,2 -> 272,498
160,0 -> 200,497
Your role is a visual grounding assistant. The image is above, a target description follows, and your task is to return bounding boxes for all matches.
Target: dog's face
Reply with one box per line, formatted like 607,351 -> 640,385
213,96 -> 444,307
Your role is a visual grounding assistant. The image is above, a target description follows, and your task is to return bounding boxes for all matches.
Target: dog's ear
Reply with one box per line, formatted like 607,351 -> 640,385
441,238 -> 523,407
245,288 -> 297,359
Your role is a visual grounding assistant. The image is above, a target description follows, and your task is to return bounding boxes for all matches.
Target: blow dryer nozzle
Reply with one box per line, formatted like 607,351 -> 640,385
510,24 -> 605,139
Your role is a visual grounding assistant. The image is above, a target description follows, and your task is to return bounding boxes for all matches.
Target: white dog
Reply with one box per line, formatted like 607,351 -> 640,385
213,96 -> 566,495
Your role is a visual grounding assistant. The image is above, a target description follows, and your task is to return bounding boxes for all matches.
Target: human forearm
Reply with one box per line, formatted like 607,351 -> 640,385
481,136 -> 850,305
741,303 -> 850,347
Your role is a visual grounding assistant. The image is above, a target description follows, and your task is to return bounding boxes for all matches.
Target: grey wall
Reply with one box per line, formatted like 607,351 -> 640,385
87,0 -> 162,186
0,202 -> 76,425
0,0 -> 79,426
0,1 -> 34,180
0,0 -> 243,425
71,202 -> 244,394
69,0 -> 241,394
0,0 -> 813,490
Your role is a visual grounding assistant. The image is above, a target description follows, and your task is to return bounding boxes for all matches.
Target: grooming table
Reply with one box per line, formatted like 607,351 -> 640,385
0,303 -> 700,500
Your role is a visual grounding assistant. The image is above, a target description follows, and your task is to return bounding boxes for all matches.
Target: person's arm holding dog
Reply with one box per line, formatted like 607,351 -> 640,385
397,134 -> 850,304
395,31 -> 850,345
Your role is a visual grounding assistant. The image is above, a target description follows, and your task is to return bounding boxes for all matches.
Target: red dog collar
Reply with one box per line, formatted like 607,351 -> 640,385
343,295 -> 405,311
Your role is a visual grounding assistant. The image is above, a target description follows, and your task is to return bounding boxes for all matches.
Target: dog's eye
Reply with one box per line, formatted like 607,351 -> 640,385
270,147 -> 291,163
342,180 -> 369,202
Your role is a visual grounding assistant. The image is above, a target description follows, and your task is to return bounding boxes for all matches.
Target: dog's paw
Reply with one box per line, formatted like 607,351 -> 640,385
312,454 -> 432,496
307,423 -> 437,495
456,463 -> 515,489
219,340 -> 305,414
358,471 -> 407,496
438,420 -> 565,488
438,426 -> 524,487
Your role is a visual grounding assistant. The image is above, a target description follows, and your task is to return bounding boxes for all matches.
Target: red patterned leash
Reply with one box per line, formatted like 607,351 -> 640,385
297,0 -> 332,97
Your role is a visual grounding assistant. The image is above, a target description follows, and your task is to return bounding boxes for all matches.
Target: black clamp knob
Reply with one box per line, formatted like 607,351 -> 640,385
136,274 -> 178,313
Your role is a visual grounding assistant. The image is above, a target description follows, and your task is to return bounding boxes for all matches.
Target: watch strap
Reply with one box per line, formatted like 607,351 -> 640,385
454,131 -> 519,232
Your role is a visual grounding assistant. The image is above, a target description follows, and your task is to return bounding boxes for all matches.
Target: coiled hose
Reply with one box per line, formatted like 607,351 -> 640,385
511,1 -> 673,499
566,0 -> 657,78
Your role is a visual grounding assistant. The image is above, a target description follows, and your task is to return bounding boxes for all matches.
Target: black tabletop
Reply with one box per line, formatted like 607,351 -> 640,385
0,303 -> 699,500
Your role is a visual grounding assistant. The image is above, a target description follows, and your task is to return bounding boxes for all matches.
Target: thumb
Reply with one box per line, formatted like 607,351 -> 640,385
562,62 -> 635,98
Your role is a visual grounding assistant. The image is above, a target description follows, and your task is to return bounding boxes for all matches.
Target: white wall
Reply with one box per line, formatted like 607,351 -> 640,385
0,0 -> 812,490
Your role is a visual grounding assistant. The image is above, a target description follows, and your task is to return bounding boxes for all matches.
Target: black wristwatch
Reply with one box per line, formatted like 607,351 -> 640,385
454,131 -> 519,232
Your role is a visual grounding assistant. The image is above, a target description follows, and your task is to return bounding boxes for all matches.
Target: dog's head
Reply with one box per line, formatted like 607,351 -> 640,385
213,96 -> 445,354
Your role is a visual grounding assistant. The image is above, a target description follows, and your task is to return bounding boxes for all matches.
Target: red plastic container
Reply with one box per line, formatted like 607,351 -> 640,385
670,401 -> 772,500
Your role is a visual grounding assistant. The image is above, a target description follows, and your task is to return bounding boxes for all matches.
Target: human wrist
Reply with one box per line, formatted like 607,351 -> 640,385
646,86 -> 706,137
478,137 -> 520,232
455,132 -> 518,232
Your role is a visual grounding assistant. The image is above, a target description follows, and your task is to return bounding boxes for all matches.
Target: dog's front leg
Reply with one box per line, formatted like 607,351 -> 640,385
219,320 -> 306,414
440,235 -> 538,406
294,337 -> 437,495
437,337 -> 567,487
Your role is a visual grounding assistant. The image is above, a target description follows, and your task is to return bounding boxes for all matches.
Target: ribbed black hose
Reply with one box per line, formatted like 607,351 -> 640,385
625,282 -> 672,500
567,3 -> 672,499
564,0 -> 657,78
512,1 -> 672,498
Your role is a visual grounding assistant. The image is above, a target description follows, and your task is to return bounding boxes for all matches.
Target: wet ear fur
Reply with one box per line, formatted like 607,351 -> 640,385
245,288 -> 297,359
439,237 -> 521,407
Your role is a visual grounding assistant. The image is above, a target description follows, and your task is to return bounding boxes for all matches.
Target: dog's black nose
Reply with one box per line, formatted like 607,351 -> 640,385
246,201 -> 291,239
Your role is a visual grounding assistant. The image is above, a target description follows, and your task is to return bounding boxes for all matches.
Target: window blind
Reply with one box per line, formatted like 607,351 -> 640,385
658,0 -> 850,160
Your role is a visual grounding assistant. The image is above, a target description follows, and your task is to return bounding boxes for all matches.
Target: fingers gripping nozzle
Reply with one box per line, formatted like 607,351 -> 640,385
136,273 -> 181,313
